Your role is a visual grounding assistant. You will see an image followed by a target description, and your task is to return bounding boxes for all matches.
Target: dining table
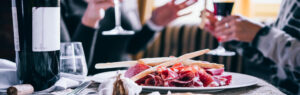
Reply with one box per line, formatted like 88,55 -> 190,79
0,56 -> 286,95
49,73 -> 285,95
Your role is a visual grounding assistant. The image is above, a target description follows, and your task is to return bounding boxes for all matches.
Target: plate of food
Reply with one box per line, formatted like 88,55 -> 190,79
93,49 -> 257,92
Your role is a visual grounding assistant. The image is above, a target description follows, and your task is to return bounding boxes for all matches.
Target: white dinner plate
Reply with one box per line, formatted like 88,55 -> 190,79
90,70 -> 257,92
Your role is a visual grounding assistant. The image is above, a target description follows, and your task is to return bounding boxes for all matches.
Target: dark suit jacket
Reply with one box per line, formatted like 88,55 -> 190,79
60,0 -> 157,75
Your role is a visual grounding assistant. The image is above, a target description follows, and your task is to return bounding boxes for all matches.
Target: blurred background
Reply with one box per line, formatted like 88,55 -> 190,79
0,0 -> 14,61
0,0 -> 281,62
140,0 -> 281,25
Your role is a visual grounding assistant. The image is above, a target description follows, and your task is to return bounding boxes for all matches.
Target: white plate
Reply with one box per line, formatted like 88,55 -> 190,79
90,70 -> 257,92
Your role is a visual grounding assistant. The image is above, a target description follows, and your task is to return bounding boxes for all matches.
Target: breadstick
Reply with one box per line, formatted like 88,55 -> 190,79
183,60 -> 224,69
192,62 -> 224,69
95,61 -> 137,69
95,57 -> 175,69
130,49 -> 210,81
137,59 -> 224,69
139,57 -> 176,66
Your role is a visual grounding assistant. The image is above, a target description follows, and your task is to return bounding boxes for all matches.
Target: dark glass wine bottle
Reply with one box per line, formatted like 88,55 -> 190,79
12,0 -> 60,91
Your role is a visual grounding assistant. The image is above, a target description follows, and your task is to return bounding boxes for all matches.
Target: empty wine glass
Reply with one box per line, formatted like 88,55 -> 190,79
206,0 -> 236,56
60,42 -> 88,80
102,0 -> 134,35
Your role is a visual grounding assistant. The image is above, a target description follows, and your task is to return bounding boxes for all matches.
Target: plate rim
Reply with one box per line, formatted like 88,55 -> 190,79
91,71 -> 258,91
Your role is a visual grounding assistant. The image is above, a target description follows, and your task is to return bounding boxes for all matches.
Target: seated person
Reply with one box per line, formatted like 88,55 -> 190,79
60,0 -> 197,75
204,0 -> 300,94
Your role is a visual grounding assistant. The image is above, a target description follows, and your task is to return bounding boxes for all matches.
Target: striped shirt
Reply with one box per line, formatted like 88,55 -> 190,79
236,0 -> 300,94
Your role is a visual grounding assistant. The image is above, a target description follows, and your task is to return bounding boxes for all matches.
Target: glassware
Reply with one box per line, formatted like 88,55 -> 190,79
206,0 -> 236,56
60,42 -> 87,80
102,0 -> 134,35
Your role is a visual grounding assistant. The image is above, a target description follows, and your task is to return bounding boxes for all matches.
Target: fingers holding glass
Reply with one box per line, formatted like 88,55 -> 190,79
216,15 -> 239,27
206,0 -> 236,56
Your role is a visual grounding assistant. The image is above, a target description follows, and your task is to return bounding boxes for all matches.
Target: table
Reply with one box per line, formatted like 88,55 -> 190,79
51,75 -> 285,95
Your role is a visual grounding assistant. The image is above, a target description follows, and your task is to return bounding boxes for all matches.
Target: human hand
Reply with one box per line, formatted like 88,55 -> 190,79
82,0 -> 114,28
214,15 -> 264,42
151,0 -> 198,26
201,9 -> 218,33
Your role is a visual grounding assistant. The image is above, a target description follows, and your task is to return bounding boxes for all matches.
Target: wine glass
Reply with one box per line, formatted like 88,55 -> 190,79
60,42 -> 88,81
206,0 -> 236,56
102,0 -> 135,35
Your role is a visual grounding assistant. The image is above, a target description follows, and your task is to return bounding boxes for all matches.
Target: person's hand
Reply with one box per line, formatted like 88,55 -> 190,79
201,9 -> 218,33
82,0 -> 114,28
214,15 -> 264,42
201,9 -> 227,41
151,0 -> 198,26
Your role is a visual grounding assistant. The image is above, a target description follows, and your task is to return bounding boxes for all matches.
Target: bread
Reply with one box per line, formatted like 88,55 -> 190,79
95,57 -> 176,69
130,49 -> 210,81
183,60 -> 224,69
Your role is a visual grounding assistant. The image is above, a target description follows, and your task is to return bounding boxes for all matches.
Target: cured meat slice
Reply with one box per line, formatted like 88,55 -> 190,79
160,69 -> 178,80
198,72 -> 214,87
193,79 -> 203,87
170,63 -> 184,72
135,74 -> 149,86
178,71 -> 195,82
191,73 -> 203,87
136,74 -> 156,86
168,71 -> 196,87
154,75 -> 164,86
205,68 -> 224,75
125,63 -> 150,78
169,79 -> 194,87
162,70 -> 196,87
136,73 -> 165,86
212,75 -> 232,86
144,74 -> 156,86
221,75 -> 232,85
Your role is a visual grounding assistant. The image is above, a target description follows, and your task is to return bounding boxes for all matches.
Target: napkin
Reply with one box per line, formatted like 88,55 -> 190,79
98,72 -> 142,95
0,58 -> 84,93
0,59 -> 19,89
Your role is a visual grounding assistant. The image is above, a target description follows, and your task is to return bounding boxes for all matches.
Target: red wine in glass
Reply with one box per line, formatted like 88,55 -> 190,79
213,2 -> 234,17
206,0 -> 236,56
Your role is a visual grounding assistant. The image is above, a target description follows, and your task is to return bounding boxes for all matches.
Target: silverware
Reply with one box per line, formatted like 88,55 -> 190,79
67,81 -> 92,95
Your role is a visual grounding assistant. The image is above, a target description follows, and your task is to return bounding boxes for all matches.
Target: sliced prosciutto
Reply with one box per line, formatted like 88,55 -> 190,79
160,69 -> 178,80
124,62 -> 231,87
198,71 -> 214,87
205,68 -> 224,75
125,63 -> 150,78
216,75 -> 232,85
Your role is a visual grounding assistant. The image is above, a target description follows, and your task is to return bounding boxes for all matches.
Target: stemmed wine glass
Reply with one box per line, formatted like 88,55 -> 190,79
102,0 -> 135,35
206,0 -> 236,56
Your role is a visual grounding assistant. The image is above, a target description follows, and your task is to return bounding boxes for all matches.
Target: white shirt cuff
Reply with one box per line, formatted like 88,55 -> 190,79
257,27 -> 289,57
146,20 -> 164,32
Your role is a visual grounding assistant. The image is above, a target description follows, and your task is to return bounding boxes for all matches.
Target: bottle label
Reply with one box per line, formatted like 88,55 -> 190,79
12,7 -> 20,51
32,7 -> 60,52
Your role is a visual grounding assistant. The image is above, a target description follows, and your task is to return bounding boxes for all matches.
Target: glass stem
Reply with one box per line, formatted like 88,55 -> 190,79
217,42 -> 226,52
114,0 -> 120,27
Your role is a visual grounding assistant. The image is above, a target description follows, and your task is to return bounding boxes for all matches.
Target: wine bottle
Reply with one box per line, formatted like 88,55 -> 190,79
12,0 -> 60,91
